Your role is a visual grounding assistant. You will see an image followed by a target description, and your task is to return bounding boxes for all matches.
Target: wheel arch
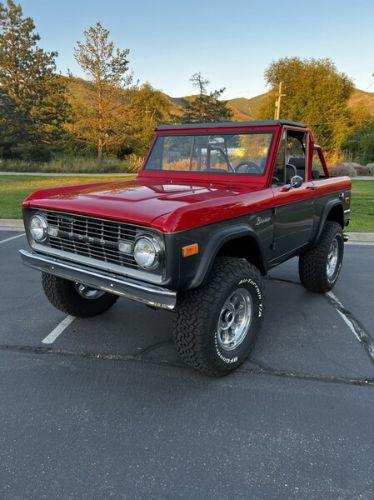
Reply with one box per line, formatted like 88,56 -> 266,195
312,200 -> 344,248
188,224 -> 267,289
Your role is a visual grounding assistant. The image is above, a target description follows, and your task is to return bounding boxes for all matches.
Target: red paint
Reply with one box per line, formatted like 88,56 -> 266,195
314,145 -> 330,178
23,123 -> 351,233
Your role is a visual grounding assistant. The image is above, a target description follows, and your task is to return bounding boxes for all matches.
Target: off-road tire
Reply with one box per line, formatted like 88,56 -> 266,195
42,273 -> 118,317
299,221 -> 344,293
174,257 -> 264,377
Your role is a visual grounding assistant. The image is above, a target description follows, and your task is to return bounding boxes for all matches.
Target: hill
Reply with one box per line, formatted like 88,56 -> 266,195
226,89 -> 374,120
166,88 -> 374,121
348,89 -> 374,115
226,94 -> 269,120
63,77 -> 374,122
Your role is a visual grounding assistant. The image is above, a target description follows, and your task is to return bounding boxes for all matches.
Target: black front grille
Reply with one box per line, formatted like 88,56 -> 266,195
42,211 -> 142,269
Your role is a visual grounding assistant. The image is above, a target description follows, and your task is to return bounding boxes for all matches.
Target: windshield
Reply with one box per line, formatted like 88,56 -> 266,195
144,132 -> 273,175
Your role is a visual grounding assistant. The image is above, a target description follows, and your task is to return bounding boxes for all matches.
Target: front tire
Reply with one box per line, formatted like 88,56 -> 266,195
299,221 -> 344,293
173,257 -> 264,376
42,273 -> 118,317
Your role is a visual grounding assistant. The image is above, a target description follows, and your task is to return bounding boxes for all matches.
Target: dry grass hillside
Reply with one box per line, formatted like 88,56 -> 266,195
64,77 -> 374,122
348,89 -> 374,115
166,88 -> 374,121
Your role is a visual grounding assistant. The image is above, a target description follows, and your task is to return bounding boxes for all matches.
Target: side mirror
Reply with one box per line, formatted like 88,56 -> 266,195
290,175 -> 303,189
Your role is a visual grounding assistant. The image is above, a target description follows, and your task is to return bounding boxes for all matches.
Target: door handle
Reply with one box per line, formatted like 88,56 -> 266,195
306,185 -> 316,190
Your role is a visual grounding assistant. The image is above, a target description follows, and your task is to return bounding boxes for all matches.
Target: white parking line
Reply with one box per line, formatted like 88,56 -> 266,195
0,233 -> 25,244
326,291 -> 344,308
327,291 -> 361,342
42,315 -> 75,344
336,310 -> 362,342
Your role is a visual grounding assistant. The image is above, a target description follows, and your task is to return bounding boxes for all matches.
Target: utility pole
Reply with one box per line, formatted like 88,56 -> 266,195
274,81 -> 285,120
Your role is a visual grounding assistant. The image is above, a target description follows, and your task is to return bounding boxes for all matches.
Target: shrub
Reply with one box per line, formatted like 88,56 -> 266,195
11,143 -> 52,162
365,163 -> 374,175
0,155 -> 137,174
352,164 -> 370,176
126,154 -> 144,173
329,163 -> 358,177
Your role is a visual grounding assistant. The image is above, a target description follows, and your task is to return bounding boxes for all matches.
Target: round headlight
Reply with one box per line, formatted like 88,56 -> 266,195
133,236 -> 162,270
30,214 -> 48,242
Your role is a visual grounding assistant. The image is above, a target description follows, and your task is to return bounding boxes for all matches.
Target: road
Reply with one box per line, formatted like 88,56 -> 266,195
0,231 -> 373,499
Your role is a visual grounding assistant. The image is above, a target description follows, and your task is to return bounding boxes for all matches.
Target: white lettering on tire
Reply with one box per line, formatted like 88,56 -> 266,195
239,277 -> 263,317
214,333 -> 238,363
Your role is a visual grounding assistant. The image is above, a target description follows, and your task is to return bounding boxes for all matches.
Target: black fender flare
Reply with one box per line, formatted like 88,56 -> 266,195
312,200 -> 344,248
188,223 -> 266,289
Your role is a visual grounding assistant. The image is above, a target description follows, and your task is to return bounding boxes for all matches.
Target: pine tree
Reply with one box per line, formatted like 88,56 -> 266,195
73,22 -> 132,163
180,73 -> 233,123
0,0 -> 69,160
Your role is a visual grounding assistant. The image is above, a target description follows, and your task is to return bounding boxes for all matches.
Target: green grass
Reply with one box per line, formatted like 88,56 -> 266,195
0,175 -> 135,219
349,180 -> 374,232
0,176 -> 373,232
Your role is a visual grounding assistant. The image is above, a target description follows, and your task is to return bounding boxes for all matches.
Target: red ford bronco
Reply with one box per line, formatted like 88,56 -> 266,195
20,120 -> 351,376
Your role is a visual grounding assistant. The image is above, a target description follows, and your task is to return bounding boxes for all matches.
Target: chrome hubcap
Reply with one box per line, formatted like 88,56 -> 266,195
217,288 -> 252,351
326,238 -> 339,279
75,283 -> 105,300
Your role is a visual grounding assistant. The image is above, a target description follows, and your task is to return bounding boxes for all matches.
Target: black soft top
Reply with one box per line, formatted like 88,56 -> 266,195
156,120 -> 306,131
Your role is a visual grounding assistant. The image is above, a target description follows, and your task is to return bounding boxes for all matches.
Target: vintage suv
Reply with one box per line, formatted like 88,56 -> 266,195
20,120 -> 351,376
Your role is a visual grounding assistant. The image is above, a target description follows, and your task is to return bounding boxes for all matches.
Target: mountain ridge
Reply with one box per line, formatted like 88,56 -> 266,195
166,89 -> 374,121
65,76 -> 374,122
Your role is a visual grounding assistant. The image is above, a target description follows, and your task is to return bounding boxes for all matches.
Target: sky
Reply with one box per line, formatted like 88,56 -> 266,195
20,0 -> 374,99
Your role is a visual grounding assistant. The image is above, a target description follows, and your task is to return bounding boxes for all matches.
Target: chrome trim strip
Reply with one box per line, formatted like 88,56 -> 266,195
344,209 -> 351,214
31,243 -> 163,284
20,249 -> 176,310
36,208 -> 153,230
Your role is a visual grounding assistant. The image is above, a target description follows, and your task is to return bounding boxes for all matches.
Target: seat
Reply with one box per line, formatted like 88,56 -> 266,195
288,157 -> 306,180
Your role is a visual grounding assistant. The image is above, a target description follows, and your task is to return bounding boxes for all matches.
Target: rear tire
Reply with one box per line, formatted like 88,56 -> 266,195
42,273 -> 118,317
173,257 -> 264,377
299,221 -> 344,293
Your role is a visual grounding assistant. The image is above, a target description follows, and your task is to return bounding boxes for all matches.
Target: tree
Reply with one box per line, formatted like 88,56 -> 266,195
0,0 -> 69,160
125,83 -> 171,156
180,72 -> 233,123
257,58 -> 354,161
342,119 -> 374,165
73,22 -> 132,163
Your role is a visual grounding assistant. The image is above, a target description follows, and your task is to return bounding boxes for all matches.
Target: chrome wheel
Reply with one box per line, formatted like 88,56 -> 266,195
217,288 -> 253,351
75,283 -> 105,300
326,238 -> 339,279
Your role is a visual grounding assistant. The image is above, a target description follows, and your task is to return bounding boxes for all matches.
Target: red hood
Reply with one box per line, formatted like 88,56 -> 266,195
23,178 -> 272,232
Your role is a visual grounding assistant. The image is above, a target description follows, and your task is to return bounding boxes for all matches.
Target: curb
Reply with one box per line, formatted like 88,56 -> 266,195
346,232 -> 374,245
1,219 -> 373,244
0,219 -> 24,231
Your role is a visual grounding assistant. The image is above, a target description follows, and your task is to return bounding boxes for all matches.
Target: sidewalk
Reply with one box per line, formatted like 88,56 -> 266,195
346,232 -> 374,244
0,219 -> 24,231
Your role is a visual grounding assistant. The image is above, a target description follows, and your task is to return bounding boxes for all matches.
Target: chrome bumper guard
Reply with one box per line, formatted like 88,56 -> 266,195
20,249 -> 176,310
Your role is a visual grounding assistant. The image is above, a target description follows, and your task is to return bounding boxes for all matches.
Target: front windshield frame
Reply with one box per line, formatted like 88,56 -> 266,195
143,130 -> 275,177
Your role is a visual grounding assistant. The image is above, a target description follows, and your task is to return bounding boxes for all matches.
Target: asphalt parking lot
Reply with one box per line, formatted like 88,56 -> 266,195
1,230 -> 373,499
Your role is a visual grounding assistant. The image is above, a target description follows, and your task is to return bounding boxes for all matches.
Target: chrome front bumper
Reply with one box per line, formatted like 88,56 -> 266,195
20,249 -> 177,310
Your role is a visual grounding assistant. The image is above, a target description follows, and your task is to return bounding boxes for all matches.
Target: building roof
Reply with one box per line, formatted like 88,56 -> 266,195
156,120 -> 306,131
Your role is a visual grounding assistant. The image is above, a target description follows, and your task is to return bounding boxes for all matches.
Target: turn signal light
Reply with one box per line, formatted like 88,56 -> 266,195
182,243 -> 199,258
